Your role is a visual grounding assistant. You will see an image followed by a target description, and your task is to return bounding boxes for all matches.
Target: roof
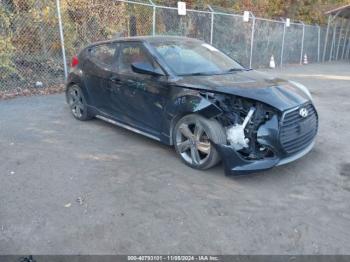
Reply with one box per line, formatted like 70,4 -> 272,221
325,4 -> 350,19
86,35 -> 203,48
114,35 -> 203,43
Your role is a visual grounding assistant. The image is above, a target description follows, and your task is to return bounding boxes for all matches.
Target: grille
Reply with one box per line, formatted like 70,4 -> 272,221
280,103 -> 318,154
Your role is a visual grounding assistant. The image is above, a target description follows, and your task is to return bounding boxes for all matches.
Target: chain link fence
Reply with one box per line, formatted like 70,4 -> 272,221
213,13 -> 252,67
1,0 -> 63,91
252,19 -> 285,68
1,0 -> 349,92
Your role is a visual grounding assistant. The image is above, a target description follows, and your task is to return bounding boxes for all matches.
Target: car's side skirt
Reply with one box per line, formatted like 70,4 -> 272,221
95,115 -> 161,142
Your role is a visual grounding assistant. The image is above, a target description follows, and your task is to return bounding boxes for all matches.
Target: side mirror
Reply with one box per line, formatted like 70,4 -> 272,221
131,62 -> 165,76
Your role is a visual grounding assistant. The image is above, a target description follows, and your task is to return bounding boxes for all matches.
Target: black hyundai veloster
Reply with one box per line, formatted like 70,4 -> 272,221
66,36 -> 318,175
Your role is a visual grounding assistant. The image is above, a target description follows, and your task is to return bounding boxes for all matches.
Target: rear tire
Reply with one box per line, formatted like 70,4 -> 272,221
66,84 -> 92,121
173,114 -> 227,170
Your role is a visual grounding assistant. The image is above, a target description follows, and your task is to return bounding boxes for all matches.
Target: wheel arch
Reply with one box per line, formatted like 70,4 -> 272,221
65,78 -> 91,105
166,93 -> 223,145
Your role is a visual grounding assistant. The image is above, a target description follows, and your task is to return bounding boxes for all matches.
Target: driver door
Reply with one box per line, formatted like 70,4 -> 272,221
109,41 -> 169,135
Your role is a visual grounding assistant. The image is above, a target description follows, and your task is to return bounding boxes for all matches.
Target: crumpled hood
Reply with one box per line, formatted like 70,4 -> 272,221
173,70 -> 310,111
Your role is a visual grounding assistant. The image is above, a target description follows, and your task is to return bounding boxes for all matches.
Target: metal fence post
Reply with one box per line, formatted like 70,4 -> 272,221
56,0 -> 68,80
208,5 -> 214,45
346,36 -> 350,59
322,16 -> 331,62
300,22 -> 305,64
149,0 -> 156,36
336,19 -> 344,60
346,35 -> 350,59
341,21 -> 350,59
280,20 -> 286,67
152,6 -> 156,36
346,37 -> 350,59
317,25 -> 321,62
211,13 -> 214,44
249,12 -> 256,69
329,19 -> 338,61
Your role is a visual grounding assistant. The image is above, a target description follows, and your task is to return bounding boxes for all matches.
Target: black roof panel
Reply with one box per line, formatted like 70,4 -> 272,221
85,35 -> 203,48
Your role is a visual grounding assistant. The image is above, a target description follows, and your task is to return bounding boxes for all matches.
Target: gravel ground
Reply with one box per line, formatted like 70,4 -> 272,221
0,62 -> 350,254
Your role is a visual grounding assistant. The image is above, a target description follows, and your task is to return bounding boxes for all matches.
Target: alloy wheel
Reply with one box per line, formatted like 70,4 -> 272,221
175,121 -> 211,166
68,86 -> 85,119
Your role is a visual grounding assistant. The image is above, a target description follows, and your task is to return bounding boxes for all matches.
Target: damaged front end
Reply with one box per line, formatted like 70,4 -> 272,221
204,93 -> 317,175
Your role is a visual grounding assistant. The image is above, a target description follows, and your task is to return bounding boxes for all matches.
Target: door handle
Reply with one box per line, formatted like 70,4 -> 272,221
110,76 -> 121,83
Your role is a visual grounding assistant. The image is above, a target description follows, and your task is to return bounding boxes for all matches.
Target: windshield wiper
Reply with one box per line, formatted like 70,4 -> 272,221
180,71 -> 217,76
180,68 -> 251,76
226,68 -> 247,72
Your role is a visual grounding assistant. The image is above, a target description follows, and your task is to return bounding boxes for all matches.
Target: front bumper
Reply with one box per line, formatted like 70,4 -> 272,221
214,102 -> 318,175
214,140 -> 315,176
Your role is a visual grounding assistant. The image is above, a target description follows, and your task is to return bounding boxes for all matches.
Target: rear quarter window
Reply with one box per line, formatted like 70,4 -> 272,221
90,43 -> 118,66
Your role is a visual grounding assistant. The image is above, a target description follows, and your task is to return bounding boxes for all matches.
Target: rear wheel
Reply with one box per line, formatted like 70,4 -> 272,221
173,114 -> 227,170
66,85 -> 92,121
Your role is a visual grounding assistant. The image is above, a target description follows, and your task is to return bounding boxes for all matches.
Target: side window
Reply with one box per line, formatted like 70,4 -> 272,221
118,42 -> 160,74
90,43 -> 118,67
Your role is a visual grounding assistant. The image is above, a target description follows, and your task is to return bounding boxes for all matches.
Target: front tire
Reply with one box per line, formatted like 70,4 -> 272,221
173,114 -> 227,170
66,84 -> 92,121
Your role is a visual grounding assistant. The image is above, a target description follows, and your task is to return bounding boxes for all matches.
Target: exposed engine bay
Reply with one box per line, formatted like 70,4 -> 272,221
205,93 -> 277,160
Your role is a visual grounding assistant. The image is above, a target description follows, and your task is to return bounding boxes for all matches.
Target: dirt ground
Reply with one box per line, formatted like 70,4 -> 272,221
0,62 -> 350,254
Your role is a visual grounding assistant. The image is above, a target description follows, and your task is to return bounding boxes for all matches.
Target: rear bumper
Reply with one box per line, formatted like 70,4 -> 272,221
214,140 -> 315,176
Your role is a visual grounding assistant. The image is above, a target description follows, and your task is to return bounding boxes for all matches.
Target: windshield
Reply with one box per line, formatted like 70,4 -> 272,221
150,40 -> 245,76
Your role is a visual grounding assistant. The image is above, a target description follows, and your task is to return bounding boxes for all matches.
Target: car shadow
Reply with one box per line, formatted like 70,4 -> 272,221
84,114 -> 321,184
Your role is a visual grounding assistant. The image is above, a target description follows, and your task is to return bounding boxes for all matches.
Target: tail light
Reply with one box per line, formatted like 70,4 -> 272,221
71,55 -> 79,67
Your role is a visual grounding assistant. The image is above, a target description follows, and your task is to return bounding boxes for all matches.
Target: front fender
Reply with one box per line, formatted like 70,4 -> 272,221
167,93 -> 222,118
162,92 -> 223,145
